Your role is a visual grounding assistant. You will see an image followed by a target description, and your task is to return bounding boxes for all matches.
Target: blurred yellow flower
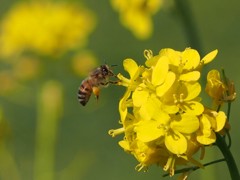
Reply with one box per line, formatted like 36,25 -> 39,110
111,0 -> 163,39
0,56 -> 41,95
109,48 -> 227,176
13,56 -> 41,81
71,51 -> 98,77
0,2 -> 96,57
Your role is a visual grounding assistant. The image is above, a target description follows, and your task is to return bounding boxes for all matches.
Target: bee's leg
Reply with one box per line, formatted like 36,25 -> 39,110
100,82 -> 108,86
92,87 -> 100,100
101,81 -> 119,86
109,80 -> 119,85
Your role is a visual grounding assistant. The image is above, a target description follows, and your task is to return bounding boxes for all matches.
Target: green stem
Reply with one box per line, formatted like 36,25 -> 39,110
174,0 -> 203,55
221,69 -> 232,120
34,81 -> 63,180
216,133 -> 240,180
162,158 -> 226,177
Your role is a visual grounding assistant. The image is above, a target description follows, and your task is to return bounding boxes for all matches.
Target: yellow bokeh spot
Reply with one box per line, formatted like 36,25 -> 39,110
111,0 -> 163,39
72,51 -> 98,77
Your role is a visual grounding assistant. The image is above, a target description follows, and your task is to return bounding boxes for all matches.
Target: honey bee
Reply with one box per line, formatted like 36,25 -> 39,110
78,64 -> 117,106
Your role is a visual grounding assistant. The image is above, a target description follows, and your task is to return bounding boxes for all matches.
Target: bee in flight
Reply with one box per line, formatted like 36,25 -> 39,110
78,64 -> 117,106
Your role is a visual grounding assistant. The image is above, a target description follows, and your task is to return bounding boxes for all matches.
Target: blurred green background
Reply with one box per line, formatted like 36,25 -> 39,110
0,0 -> 239,180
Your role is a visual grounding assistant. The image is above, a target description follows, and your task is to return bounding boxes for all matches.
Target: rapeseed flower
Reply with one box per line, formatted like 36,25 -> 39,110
111,0 -> 163,39
0,2 -> 96,57
206,69 -> 236,105
109,48 -> 227,177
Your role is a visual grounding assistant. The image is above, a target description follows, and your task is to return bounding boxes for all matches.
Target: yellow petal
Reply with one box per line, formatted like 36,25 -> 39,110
161,103 -> 179,114
165,131 -> 187,154
153,109 -> 170,124
136,120 -> 165,142
205,69 -> 225,102
119,100 -> 128,122
197,114 -> 218,144
119,140 -> 131,151
182,101 -> 204,115
171,114 -> 199,134
184,82 -> 201,101
207,69 -> 221,81
132,88 -> 149,107
199,115 -> 212,137
123,58 -> 138,79
159,48 -> 181,67
196,130 -> 216,145
119,89 -> 131,122
215,111 -> 227,132
156,71 -> 176,97
139,95 -> 161,120
182,48 -> 200,70
202,49 -> 218,64
179,71 -> 200,82
145,54 -> 161,67
152,56 -> 169,86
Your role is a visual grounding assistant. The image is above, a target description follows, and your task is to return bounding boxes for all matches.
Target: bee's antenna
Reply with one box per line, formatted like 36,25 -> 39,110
103,60 -> 117,67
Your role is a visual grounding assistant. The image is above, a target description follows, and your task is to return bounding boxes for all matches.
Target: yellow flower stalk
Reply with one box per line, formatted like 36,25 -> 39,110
109,48 -> 229,177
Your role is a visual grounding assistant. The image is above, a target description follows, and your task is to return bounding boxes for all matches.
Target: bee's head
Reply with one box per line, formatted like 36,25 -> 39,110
101,64 -> 115,76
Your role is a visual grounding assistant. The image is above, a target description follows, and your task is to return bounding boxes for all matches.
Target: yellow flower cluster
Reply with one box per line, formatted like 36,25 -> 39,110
0,2 -> 96,57
109,48 -> 227,176
111,0 -> 162,39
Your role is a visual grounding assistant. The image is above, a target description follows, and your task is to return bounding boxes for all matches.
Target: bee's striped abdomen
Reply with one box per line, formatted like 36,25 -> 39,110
78,79 -> 92,106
